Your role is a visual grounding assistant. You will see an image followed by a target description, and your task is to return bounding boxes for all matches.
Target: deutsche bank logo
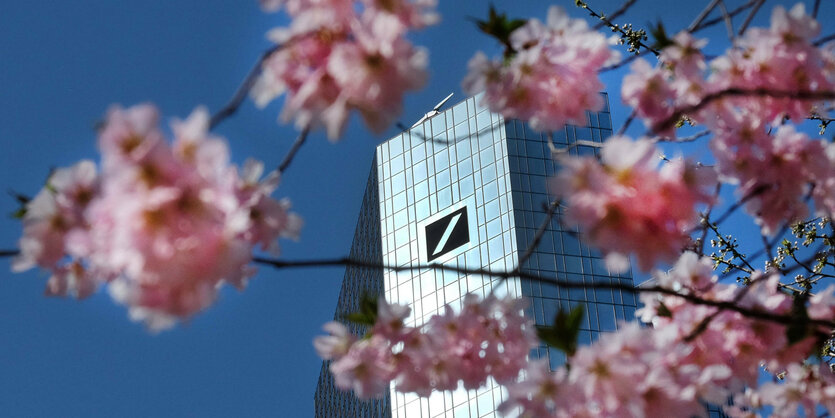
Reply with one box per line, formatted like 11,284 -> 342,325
425,207 -> 470,262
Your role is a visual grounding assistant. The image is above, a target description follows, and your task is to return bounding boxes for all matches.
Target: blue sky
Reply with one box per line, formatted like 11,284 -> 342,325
0,1 -> 828,416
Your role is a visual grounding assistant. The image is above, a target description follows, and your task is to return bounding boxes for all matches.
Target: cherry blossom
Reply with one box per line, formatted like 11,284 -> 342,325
14,104 -> 301,330
252,0 -> 434,140
710,116 -> 831,234
462,6 -> 618,132
553,137 -> 715,271
492,252 -> 831,417
315,294 -> 538,399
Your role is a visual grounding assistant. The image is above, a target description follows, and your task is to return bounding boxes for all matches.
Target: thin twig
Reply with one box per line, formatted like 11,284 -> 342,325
737,0 -> 764,36
717,0 -> 735,42
617,110 -> 637,136
747,222 -> 795,264
814,33 -> 835,47
578,1 -> 659,56
550,139 -> 604,156
710,184 -> 769,227
656,129 -> 711,143
0,249 -> 19,257
395,122 -> 454,145
761,233 -> 775,270
782,247 -> 834,276
688,0 -> 720,32
277,126 -> 311,174
593,0 -> 637,30
698,183 -> 722,256
692,0 -> 759,32
813,0 -> 822,19
209,45 -> 280,130
515,199 -> 560,272
601,49 -> 651,72
252,255 -> 835,329
706,221 -> 757,273
653,88 -> 835,134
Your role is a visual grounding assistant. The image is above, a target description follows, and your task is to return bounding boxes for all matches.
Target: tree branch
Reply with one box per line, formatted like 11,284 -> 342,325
814,33 -> 835,47
653,88 -> 835,134
277,126 -> 311,174
717,0 -> 735,42
617,110 -> 637,136
691,0 -> 760,32
577,0 -> 658,56
736,0 -> 764,36
252,255 -> 835,329
592,0 -> 636,30
687,0 -> 720,32
697,183 -> 722,256
0,249 -> 19,257
515,199 -> 560,271
209,45 -> 280,130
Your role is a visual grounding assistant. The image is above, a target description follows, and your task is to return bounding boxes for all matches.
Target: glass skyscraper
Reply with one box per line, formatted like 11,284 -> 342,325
314,94 -> 639,418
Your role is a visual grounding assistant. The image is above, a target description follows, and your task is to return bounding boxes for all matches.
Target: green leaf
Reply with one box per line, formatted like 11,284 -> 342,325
536,305 -> 585,356
649,21 -> 674,50
472,4 -> 526,55
656,301 -> 673,318
7,190 -> 30,219
10,207 -> 26,219
341,293 -> 379,327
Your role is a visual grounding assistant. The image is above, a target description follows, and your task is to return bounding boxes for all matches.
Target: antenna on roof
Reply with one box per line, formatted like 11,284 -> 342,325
411,92 -> 454,128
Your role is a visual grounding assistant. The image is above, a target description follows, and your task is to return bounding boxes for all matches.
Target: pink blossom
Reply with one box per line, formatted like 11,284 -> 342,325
659,32 -> 707,80
371,297 -> 411,341
13,104 -> 300,330
622,58 -> 677,138
553,137 -> 715,271
360,0 -> 439,29
621,4 -> 833,138
330,335 -> 396,399
498,360 -> 567,418
811,143 -> 835,218
809,285 -> 835,321
315,294 -> 537,398
45,261 -> 97,299
710,115 -> 830,234
13,160 -> 98,278
252,0 -> 434,140
462,6 -> 617,131
314,321 -> 357,360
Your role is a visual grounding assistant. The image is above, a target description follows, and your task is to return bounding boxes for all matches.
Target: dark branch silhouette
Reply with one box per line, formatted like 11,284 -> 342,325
277,126 -> 311,175
653,89 -> 835,133
209,45 -> 280,130
252,255 -> 835,330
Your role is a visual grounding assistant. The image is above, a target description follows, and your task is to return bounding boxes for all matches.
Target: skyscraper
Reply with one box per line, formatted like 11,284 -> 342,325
314,94 -> 638,417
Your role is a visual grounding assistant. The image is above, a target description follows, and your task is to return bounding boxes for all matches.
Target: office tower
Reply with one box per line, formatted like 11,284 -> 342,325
314,94 -> 638,418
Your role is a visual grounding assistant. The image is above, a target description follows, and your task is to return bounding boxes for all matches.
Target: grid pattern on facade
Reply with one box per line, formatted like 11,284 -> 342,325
314,157 -> 391,418
377,96 -> 521,418
503,96 -> 638,370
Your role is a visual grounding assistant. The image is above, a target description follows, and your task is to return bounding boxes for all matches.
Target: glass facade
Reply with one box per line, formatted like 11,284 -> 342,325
315,94 -> 639,417
314,160 -> 392,418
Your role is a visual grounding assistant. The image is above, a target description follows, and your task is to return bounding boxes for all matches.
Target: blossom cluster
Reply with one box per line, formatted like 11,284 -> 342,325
462,6 -> 618,131
500,252 -> 834,417
621,4 -> 835,233
624,4 -> 835,136
13,104 -> 301,330
253,0 -> 437,140
709,114 -> 834,234
553,136 -> 715,271
314,294 -> 537,399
